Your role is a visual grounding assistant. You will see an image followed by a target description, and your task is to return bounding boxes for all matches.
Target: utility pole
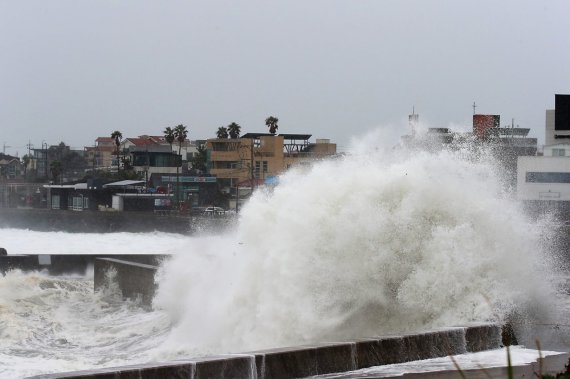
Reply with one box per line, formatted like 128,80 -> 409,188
472,102 -> 477,115
3,142 -> 11,154
26,141 -> 33,157
250,137 -> 255,189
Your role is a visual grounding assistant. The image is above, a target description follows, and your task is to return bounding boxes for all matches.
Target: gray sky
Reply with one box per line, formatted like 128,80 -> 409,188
1,0 -> 569,156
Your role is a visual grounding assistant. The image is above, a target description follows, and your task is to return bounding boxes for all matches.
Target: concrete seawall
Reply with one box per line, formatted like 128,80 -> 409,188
94,257 -> 160,307
28,324 -> 506,379
0,208 -> 192,233
0,253 -> 167,307
0,208 -> 235,234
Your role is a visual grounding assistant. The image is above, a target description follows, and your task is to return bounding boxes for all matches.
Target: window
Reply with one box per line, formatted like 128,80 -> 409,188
263,161 -> 268,173
51,195 -> 60,209
255,161 -> 260,177
526,172 -> 570,183
552,148 -> 566,156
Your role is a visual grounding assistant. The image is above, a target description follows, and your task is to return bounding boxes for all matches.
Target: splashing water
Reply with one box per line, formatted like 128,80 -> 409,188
0,270 -> 171,377
0,134 -> 562,376
152,140 -> 558,355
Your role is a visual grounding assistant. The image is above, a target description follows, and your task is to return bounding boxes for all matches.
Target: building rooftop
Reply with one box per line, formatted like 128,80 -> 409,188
486,128 -> 531,137
241,133 -> 313,140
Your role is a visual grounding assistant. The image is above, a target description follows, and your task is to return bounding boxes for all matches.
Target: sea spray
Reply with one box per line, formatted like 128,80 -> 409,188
0,269 -> 171,377
0,133 -> 562,376
153,140 -> 556,355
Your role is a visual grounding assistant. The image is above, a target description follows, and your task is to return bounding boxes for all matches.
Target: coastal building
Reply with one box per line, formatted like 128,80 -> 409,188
473,114 -> 538,186
120,135 -> 198,170
517,156 -> 570,202
545,94 -> 570,146
205,133 -> 337,194
516,95 -> 570,220
0,156 -> 22,180
84,137 -> 116,171
544,143 -> 570,157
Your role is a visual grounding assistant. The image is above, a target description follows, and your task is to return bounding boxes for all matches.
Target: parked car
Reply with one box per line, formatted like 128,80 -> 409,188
202,206 -> 226,216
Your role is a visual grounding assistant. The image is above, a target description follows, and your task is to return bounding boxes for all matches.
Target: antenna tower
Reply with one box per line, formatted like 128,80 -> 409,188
409,107 -> 419,136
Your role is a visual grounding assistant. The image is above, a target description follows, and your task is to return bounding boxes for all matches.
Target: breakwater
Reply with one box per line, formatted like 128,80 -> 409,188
30,324 -> 506,379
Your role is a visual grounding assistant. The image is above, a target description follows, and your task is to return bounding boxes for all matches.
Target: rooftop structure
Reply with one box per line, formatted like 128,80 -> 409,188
206,133 -> 337,197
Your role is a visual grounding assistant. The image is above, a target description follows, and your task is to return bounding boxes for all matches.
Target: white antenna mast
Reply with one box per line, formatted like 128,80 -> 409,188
409,107 -> 419,136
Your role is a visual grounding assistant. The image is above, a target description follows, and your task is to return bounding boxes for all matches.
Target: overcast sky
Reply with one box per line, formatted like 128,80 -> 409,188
1,0 -> 569,156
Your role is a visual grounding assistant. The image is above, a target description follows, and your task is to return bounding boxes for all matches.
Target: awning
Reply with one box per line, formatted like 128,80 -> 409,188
103,180 -> 145,188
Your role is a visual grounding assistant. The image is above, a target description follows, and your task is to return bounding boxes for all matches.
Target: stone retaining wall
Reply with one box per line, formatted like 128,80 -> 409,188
29,324 -> 504,379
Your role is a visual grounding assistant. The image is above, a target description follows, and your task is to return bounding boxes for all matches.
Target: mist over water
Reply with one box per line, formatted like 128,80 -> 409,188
0,131 -> 563,377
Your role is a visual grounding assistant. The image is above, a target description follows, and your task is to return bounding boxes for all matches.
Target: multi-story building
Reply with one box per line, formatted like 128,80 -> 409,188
545,94 -> 570,146
517,95 -> 570,220
84,137 -> 116,171
517,156 -> 570,202
0,156 -> 22,180
206,133 -> 337,193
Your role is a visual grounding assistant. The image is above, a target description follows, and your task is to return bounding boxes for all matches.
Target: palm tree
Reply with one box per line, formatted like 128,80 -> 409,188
110,130 -> 123,174
173,124 -> 188,204
21,154 -> 30,179
265,116 -> 279,135
164,126 -> 175,151
174,124 -> 188,157
228,122 -> 241,139
217,126 -> 229,139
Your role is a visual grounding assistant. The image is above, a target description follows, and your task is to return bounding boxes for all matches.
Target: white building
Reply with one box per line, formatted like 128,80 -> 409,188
517,156 -> 570,201
545,94 -> 570,146
544,143 -> 570,157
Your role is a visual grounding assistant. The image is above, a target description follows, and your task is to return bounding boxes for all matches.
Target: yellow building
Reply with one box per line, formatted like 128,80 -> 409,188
206,133 -> 337,192
84,137 -> 116,171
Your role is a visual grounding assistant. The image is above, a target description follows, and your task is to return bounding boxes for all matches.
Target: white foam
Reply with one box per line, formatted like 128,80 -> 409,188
152,141 -> 558,354
0,133 -> 562,376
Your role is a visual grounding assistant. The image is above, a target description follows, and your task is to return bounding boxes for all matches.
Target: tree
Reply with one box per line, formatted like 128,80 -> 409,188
174,124 -> 188,157
60,150 -> 87,180
191,144 -> 207,173
173,124 -> 188,203
216,126 -> 229,139
265,116 -> 279,135
21,154 -> 30,179
163,126 -> 175,151
49,160 -> 62,184
111,130 -> 123,173
228,122 -> 241,139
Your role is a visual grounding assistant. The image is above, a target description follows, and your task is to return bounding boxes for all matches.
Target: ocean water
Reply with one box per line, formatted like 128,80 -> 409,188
0,134 -> 565,378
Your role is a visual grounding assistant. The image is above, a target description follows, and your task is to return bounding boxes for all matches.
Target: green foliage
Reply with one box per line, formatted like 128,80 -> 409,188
174,124 -> 188,148
191,144 -> 207,172
110,131 -> 122,147
163,126 -> 175,147
265,116 -> 279,134
49,160 -> 62,183
110,131 -> 123,173
227,122 -> 241,139
216,126 -> 229,139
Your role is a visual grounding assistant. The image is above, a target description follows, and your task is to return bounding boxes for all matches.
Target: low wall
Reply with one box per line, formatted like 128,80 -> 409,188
0,254 -> 166,308
29,324 -> 505,379
0,208 -> 192,234
94,257 -> 160,307
0,253 -> 167,276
